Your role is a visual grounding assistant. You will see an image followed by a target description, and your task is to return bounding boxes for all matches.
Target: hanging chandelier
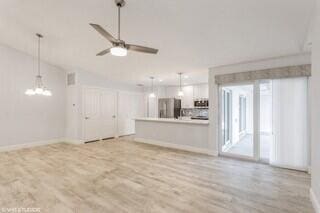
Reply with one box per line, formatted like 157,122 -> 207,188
25,33 -> 52,96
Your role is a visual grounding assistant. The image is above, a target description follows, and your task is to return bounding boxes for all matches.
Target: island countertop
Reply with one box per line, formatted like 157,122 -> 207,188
135,117 -> 209,125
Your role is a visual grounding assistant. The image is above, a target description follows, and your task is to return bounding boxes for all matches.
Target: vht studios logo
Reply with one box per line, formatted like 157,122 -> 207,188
1,207 -> 41,213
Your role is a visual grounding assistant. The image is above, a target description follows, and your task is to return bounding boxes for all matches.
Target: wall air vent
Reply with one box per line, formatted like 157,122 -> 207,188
67,73 -> 76,86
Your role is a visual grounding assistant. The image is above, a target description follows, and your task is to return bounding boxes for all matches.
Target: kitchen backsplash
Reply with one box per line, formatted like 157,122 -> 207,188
181,108 -> 209,117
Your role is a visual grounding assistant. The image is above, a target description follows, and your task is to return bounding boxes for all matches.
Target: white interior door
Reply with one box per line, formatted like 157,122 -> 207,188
83,88 -> 101,142
100,90 -> 117,139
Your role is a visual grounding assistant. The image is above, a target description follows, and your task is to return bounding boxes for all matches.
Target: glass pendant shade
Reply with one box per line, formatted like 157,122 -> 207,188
25,89 -> 36,96
149,77 -> 156,98
149,93 -> 156,98
43,89 -> 52,96
177,73 -> 184,97
35,87 -> 44,94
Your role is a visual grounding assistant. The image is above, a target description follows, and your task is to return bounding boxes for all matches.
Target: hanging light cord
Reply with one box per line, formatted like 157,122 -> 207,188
151,77 -> 154,93
37,34 -> 42,77
179,73 -> 182,91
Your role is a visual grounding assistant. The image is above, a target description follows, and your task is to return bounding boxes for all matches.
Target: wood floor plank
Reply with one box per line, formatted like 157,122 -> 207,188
0,138 -> 314,213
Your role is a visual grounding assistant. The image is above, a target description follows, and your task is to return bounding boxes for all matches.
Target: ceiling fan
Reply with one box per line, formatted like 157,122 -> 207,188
90,0 -> 158,57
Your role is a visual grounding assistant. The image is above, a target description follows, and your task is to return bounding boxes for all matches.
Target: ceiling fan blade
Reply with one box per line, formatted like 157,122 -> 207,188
96,48 -> 111,56
126,44 -> 158,54
90,23 -> 117,43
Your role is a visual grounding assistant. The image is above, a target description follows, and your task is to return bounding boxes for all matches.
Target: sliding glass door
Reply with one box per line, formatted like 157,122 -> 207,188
220,83 -> 254,159
222,89 -> 232,148
219,77 -> 309,169
259,80 -> 273,162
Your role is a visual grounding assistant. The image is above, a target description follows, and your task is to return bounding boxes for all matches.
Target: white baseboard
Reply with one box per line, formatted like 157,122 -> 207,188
270,162 -> 308,172
134,137 -> 218,156
0,138 -> 64,152
63,138 -> 84,145
310,188 -> 320,213
308,166 -> 312,175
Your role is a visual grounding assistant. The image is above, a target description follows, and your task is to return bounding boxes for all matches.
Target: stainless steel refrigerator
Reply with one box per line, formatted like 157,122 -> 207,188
158,98 -> 181,119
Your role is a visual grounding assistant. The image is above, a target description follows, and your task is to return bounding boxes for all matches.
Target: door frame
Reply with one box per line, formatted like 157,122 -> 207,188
221,88 -> 232,150
218,81 -> 261,162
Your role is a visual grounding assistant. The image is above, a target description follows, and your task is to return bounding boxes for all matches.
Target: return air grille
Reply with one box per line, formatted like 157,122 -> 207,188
67,73 -> 76,86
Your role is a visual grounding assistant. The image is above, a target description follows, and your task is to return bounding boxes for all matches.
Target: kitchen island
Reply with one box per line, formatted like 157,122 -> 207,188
134,118 -> 214,155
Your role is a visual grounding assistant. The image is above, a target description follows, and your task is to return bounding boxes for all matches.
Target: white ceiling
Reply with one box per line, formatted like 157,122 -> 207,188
0,0 -> 315,86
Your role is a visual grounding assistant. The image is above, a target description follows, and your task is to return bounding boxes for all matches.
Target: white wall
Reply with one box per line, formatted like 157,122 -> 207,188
0,44 -> 66,147
208,53 -> 311,155
310,0 -> 320,210
65,69 -> 144,141
118,91 -> 145,136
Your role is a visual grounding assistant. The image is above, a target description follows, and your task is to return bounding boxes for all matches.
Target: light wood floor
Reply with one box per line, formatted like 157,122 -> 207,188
0,138 -> 314,213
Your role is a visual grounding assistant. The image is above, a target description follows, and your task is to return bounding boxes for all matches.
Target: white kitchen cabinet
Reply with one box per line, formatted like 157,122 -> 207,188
165,86 -> 194,108
181,86 -> 194,108
193,84 -> 208,99
166,86 -> 179,98
157,87 -> 167,98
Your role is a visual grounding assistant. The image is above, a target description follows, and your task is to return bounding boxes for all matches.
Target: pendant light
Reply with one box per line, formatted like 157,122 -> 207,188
25,34 -> 52,96
149,77 -> 156,98
178,73 -> 184,97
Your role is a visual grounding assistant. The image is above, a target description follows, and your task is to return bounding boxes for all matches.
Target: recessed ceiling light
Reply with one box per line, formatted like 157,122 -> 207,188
184,75 -> 189,79
159,79 -> 163,82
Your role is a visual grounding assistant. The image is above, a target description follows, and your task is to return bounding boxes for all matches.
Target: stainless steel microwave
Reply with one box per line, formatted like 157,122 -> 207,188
194,99 -> 209,108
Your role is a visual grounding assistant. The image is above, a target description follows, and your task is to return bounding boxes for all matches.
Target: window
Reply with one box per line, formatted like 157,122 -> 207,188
239,96 -> 246,133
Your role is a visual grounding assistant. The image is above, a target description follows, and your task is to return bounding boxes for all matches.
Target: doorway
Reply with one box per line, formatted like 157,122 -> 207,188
83,87 -> 117,142
220,83 -> 255,160
219,78 -> 308,169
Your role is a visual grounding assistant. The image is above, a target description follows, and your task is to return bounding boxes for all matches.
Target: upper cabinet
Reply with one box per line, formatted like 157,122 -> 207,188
193,84 -> 208,99
166,86 -> 179,98
181,86 -> 194,108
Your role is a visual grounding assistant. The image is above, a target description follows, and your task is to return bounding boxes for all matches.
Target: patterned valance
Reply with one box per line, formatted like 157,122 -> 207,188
215,64 -> 311,84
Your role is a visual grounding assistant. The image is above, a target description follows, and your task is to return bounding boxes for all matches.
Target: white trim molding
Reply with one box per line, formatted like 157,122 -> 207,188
0,138 -> 65,152
134,137 -> 218,156
63,138 -> 85,145
311,188 -> 320,213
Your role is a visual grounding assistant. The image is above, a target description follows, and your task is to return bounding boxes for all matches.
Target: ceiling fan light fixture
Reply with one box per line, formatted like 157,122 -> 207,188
90,0 -> 158,57
110,46 -> 127,57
